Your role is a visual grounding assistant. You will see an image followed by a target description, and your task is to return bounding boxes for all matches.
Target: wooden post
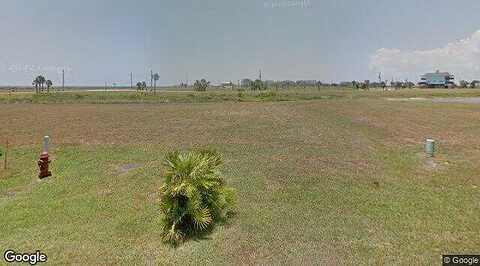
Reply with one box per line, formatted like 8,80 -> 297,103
4,138 -> 8,170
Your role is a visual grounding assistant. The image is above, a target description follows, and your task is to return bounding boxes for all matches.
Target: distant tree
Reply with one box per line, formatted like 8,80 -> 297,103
46,80 -> 53,93
136,81 -> 148,94
392,81 -> 403,89
38,75 -> 46,92
459,80 -> 469,88
136,82 -> 143,92
352,81 -> 359,90
250,79 -> 266,91
470,80 -> 479,88
360,80 -> 370,90
33,75 -> 46,93
153,73 -> 160,94
194,79 -> 210,91
381,81 -> 387,90
33,78 -> 39,93
241,79 -> 253,88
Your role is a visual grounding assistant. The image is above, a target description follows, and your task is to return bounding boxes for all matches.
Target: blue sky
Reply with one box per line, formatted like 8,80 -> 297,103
1,0 -> 480,86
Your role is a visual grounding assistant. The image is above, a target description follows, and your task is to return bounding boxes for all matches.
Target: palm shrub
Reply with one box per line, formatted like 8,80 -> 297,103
160,150 -> 235,244
193,79 -> 210,91
250,79 -> 266,91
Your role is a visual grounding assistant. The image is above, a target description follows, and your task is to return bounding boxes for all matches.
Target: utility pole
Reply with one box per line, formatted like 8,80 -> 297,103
130,72 -> 133,89
150,70 -> 153,91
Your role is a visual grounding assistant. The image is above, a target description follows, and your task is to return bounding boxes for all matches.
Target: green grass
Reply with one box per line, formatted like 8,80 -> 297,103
2,87 -> 480,104
0,91 -> 479,265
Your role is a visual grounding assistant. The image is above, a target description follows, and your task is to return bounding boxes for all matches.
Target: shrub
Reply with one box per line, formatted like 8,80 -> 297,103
459,80 -> 469,88
250,79 -> 266,91
193,79 -> 210,91
159,150 -> 235,244
256,91 -> 278,99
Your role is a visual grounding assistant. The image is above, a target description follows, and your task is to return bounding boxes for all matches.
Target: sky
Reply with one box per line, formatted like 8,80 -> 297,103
1,0 -> 480,86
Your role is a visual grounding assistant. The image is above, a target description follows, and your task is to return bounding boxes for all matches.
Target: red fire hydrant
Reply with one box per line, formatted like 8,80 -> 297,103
38,136 -> 52,179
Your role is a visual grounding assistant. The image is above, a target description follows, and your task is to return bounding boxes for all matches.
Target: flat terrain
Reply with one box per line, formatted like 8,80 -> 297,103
1,89 -> 479,265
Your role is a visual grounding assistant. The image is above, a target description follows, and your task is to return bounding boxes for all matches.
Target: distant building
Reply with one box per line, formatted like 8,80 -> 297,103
419,70 -> 455,88
295,80 -> 317,86
221,81 -> 233,89
340,81 -> 354,87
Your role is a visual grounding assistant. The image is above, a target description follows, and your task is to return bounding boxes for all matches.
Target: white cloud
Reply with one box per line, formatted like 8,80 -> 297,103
369,30 -> 480,81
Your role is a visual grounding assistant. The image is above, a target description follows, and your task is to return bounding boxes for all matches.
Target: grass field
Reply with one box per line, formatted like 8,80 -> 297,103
1,88 -> 479,265
3,87 -> 480,104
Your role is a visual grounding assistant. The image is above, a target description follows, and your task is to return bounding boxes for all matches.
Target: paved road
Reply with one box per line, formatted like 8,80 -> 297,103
433,97 -> 480,104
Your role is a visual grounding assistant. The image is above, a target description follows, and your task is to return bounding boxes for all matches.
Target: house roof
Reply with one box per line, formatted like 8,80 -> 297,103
421,71 -> 454,78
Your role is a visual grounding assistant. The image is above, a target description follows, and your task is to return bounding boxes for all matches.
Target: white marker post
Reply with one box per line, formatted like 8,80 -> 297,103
43,136 -> 49,153
425,138 -> 435,158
